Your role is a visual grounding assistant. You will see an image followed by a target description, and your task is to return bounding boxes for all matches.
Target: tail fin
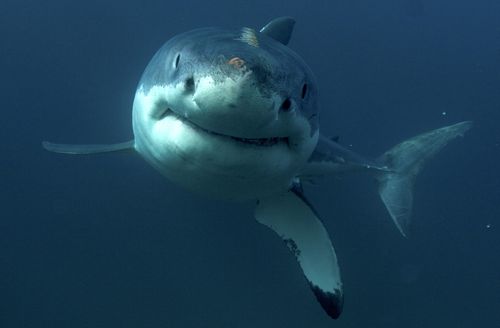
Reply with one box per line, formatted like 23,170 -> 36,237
42,140 -> 135,155
377,121 -> 472,237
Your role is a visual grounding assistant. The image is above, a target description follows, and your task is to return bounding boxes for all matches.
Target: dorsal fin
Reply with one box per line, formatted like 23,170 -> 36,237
259,17 -> 296,45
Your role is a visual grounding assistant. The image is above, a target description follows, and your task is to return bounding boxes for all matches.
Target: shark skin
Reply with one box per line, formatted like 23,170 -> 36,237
42,17 -> 472,319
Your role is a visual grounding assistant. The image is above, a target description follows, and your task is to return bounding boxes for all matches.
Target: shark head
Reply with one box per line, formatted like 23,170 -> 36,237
132,25 -> 319,200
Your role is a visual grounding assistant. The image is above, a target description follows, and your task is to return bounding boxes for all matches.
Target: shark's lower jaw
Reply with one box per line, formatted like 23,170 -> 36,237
157,107 -> 290,148
130,105 -> 305,201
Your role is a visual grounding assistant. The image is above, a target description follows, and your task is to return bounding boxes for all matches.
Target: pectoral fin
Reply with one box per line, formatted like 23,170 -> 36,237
255,190 -> 343,319
42,140 -> 135,155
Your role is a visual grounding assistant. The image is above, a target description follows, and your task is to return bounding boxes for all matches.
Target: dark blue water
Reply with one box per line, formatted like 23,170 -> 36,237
1,0 -> 499,327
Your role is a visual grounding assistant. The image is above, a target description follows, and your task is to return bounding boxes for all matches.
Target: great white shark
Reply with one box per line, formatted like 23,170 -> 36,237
43,17 -> 472,319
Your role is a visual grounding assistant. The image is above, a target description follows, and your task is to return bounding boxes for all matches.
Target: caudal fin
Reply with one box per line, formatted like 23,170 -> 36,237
377,121 -> 472,237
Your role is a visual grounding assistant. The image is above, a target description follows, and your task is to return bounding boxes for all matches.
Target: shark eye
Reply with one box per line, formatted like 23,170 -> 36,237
173,53 -> 181,69
301,83 -> 308,99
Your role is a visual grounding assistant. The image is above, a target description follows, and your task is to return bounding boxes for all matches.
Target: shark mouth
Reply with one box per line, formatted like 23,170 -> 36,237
157,107 -> 289,147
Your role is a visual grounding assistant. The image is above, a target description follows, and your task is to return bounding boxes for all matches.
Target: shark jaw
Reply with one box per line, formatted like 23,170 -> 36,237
132,85 -> 318,201
156,107 -> 291,148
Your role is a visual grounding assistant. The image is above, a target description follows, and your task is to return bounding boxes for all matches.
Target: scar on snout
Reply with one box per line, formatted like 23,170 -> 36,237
228,57 -> 246,69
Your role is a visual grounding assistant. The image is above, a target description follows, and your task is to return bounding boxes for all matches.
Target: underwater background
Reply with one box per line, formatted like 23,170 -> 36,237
1,0 -> 499,327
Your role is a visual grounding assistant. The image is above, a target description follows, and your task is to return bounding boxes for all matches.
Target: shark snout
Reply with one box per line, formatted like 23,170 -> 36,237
185,71 -> 287,138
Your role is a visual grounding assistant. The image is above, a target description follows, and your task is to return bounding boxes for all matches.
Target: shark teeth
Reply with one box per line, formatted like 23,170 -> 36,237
158,107 -> 289,147
230,135 -> 288,147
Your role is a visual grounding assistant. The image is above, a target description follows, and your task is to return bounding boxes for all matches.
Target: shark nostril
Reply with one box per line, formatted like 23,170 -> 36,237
184,76 -> 195,93
280,98 -> 292,112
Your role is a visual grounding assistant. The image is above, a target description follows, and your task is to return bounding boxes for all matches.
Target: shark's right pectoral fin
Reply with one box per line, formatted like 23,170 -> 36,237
255,190 -> 343,319
42,140 -> 135,155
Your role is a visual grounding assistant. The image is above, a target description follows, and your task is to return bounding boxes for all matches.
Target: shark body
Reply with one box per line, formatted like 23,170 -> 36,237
43,17 -> 472,319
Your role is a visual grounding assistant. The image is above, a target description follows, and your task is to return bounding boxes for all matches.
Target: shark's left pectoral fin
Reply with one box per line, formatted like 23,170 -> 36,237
255,190 -> 343,319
